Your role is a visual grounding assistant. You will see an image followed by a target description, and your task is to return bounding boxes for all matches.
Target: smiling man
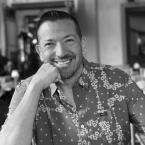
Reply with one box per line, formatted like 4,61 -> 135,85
36,17 -> 84,81
0,10 -> 145,145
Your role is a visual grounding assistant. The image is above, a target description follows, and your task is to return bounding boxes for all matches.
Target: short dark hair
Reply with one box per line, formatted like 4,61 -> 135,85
36,10 -> 82,39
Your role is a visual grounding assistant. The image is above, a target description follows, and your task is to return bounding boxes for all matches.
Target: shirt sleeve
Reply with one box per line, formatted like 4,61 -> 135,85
125,75 -> 145,144
0,80 -> 27,129
1,78 -> 36,145
7,80 -> 27,116
6,76 -> 32,117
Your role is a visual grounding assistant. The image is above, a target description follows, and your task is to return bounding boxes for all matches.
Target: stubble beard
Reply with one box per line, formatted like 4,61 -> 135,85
59,68 -> 78,80
58,60 -> 83,81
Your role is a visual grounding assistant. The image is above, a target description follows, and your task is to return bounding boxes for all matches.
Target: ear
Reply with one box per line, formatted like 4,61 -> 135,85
35,44 -> 40,54
81,36 -> 87,56
35,44 -> 43,62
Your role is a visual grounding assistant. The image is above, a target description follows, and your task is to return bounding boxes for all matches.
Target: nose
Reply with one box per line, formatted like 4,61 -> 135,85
55,42 -> 67,57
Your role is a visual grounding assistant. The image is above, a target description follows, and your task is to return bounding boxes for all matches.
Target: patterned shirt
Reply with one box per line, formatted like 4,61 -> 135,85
7,59 -> 145,145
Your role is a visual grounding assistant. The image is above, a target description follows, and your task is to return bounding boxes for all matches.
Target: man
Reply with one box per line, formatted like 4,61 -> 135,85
0,10 -> 145,145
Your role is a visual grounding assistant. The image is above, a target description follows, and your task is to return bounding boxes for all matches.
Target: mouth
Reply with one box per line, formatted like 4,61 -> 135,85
53,59 -> 73,67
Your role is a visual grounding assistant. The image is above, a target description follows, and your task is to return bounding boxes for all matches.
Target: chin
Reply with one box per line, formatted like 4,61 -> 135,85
60,72 -> 74,80
58,69 -> 75,80
58,61 -> 82,80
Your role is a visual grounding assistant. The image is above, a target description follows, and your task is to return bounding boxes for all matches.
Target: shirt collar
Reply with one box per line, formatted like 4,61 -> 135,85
50,57 -> 90,96
50,83 -> 57,96
77,58 -> 91,88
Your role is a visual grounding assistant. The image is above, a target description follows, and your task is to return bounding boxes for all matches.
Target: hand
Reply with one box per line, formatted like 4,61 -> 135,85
31,63 -> 62,90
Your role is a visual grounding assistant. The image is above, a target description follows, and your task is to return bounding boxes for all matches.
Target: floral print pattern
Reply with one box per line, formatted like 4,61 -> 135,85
7,58 -> 145,145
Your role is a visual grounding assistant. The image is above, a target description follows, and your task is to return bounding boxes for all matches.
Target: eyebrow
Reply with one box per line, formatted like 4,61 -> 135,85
43,39 -> 55,46
63,34 -> 77,39
45,39 -> 54,42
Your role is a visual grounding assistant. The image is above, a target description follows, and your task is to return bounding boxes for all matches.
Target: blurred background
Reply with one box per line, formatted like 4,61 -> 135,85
0,0 -> 145,144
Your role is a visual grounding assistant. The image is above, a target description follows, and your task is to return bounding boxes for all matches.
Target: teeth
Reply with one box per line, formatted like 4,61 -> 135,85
56,60 -> 70,64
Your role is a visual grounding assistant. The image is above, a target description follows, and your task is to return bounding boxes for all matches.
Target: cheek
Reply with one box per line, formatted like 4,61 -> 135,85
71,44 -> 82,54
40,50 -> 53,62
75,46 -> 83,58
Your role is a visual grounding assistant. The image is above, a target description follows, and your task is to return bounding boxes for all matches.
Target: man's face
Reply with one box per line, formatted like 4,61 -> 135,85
37,19 -> 84,80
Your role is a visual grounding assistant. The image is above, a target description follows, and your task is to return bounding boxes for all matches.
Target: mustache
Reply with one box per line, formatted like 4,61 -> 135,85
43,55 -> 76,64
52,55 -> 75,61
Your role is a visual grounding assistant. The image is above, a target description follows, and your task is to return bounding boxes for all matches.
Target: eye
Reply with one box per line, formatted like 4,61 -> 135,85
45,42 -> 55,48
66,38 -> 74,42
65,38 -> 76,45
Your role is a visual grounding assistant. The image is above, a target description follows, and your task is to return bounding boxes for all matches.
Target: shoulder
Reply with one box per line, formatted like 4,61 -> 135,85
8,76 -> 33,115
13,76 -> 33,102
84,59 -> 130,84
15,76 -> 33,92
84,59 -> 126,75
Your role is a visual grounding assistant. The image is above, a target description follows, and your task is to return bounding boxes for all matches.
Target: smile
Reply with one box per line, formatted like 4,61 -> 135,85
53,59 -> 72,66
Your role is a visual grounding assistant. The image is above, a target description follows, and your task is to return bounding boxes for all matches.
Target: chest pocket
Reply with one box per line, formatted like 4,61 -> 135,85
83,106 -> 124,144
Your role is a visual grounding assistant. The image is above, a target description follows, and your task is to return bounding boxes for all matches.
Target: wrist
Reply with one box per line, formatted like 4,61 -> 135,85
29,79 -> 43,94
30,76 -> 44,91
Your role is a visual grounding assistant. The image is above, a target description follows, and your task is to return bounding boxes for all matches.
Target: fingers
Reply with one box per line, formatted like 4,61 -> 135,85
39,62 -> 63,84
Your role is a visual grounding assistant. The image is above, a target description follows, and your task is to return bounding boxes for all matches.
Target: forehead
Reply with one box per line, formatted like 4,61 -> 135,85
37,19 -> 78,40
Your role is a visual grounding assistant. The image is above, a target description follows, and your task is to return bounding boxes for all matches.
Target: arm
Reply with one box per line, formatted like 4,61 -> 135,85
125,76 -> 145,144
0,63 -> 61,145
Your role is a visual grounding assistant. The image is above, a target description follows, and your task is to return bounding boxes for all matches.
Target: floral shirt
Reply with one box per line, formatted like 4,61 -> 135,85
8,59 -> 145,145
